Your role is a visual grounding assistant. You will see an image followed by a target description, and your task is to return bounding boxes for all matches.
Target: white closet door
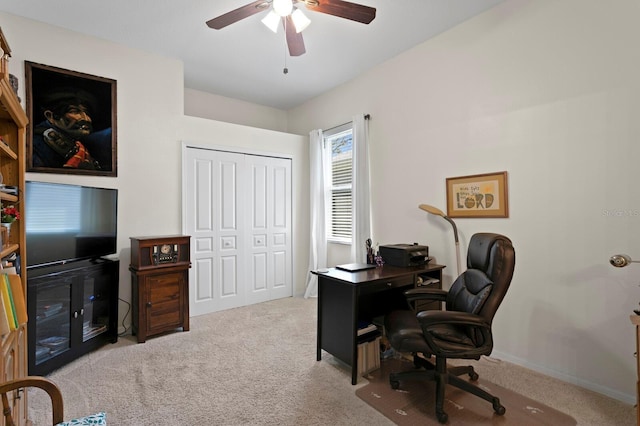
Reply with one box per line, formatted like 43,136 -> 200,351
245,155 -> 292,305
184,146 -> 292,316
185,148 -> 247,315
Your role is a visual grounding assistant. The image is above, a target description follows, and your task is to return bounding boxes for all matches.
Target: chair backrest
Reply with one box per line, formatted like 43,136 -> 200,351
446,233 -> 515,325
0,376 -> 63,426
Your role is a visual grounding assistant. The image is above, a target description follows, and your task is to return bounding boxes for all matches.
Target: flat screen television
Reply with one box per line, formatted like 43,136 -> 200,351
25,181 -> 118,269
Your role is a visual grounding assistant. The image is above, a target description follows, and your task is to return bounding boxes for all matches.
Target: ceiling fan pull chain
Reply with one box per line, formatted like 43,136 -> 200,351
283,17 -> 289,74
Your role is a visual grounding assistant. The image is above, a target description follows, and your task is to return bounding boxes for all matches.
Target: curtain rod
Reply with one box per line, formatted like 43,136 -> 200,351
323,114 -> 370,133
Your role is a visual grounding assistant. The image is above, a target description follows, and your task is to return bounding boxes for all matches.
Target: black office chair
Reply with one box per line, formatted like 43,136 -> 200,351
384,233 -> 515,424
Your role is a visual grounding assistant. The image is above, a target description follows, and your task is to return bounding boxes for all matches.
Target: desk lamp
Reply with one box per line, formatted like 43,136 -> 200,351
419,204 -> 461,276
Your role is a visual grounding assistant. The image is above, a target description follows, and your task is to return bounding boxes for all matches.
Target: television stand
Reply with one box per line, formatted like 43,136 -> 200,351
27,258 -> 119,375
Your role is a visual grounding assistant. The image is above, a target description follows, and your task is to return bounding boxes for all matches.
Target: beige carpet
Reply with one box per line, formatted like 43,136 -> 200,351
25,297 -> 635,425
357,358 -> 576,425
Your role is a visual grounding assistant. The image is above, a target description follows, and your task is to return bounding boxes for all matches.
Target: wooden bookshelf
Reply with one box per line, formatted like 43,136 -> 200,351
0,26 -> 28,426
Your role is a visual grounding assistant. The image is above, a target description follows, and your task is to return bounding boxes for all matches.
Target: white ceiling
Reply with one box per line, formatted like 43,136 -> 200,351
0,0 -> 504,110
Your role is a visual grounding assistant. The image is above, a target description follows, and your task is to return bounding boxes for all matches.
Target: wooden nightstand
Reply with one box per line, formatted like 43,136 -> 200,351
130,235 -> 191,343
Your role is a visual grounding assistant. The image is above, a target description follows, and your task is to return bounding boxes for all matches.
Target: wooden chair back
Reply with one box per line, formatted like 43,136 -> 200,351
0,376 -> 63,426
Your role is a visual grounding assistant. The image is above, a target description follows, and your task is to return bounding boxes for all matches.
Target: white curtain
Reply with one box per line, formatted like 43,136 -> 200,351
350,114 -> 371,263
304,129 -> 327,298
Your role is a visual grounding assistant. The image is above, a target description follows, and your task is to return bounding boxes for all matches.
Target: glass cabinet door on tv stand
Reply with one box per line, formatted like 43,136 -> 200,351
27,258 -> 119,376
32,276 -> 72,366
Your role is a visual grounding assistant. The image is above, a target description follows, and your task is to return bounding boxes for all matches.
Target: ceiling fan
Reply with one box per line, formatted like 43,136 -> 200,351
206,0 -> 376,57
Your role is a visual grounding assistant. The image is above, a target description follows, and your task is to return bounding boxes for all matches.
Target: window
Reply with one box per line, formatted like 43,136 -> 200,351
325,124 -> 353,243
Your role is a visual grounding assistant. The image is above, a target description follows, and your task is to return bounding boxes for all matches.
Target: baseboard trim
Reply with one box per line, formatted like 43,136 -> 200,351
491,350 -> 635,405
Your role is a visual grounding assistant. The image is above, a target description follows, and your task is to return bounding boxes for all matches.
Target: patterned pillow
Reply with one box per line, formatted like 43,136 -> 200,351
56,412 -> 106,425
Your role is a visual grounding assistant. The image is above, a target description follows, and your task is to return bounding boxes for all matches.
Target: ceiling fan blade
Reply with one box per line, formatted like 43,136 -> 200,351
302,0 -> 376,24
206,0 -> 271,29
285,16 -> 306,56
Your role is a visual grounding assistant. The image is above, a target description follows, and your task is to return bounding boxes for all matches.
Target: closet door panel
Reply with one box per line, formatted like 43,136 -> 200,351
268,159 -> 293,300
187,153 -> 216,315
246,161 -> 270,304
216,153 -> 246,310
186,148 -> 246,315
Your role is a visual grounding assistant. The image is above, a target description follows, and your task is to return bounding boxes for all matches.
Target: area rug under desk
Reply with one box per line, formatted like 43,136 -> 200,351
356,358 -> 577,425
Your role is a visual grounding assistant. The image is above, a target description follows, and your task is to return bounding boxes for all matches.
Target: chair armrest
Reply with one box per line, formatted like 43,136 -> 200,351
416,310 -> 489,329
404,288 -> 448,303
403,288 -> 447,311
416,310 -> 493,357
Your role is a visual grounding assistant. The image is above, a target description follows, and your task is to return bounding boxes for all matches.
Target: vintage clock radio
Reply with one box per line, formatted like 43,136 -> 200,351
129,235 -> 190,270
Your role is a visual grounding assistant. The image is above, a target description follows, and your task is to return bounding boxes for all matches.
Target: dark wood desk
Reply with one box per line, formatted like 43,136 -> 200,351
631,315 -> 640,426
314,263 -> 445,384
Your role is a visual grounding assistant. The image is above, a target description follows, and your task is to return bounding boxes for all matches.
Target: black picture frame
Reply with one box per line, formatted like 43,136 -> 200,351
25,61 -> 117,176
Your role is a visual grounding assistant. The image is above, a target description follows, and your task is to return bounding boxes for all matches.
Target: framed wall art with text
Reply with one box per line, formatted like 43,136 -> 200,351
446,171 -> 508,218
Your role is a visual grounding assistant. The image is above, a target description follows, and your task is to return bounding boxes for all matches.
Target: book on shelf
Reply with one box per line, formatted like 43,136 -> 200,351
4,274 -> 18,329
0,273 -> 27,333
0,274 -> 16,330
357,335 -> 381,375
0,253 -> 20,276
6,273 -> 26,326
83,324 -> 107,341
0,287 -> 10,336
357,321 -> 378,336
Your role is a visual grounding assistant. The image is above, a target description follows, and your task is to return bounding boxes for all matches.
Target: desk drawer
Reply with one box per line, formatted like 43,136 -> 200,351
359,276 -> 413,295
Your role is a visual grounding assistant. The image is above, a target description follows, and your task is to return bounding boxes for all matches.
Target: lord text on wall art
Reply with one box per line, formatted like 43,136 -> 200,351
25,62 -> 117,176
446,171 -> 508,218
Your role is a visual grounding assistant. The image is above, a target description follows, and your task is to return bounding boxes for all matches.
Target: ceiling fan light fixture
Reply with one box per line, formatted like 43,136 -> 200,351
261,10 -> 280,33
291,8 -> 311,33
273,0 -> 293,17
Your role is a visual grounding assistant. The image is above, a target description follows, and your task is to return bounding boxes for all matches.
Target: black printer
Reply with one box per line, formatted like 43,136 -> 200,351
379,243 -> 429,267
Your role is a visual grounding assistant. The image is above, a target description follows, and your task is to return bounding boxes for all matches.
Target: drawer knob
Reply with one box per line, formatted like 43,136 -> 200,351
387,282 -> 392,287
146,302 -> 152,308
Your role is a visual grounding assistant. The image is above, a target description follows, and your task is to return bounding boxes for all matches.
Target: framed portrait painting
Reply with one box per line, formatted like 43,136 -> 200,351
446,171 -> 509,218
25,61 -> 117,176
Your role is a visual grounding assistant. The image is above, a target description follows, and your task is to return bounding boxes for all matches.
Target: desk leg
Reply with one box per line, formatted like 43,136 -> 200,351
636,323 -> 640,426
317,280 -> 322,361
317,277 -> 357,383
351,286 -> 359,385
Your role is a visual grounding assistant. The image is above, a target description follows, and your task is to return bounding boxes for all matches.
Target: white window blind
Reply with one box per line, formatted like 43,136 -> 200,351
325,126 -> 353,242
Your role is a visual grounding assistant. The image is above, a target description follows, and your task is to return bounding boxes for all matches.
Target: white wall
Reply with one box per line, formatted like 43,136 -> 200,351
0,13 -> 309,332
1,13 -> 185,332
288,0 -> 640,404
184,88 -> 290,133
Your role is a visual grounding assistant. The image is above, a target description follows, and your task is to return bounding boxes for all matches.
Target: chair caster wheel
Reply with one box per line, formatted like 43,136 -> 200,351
492,398 -> 506,415
390,380 -> 400,390
469,371 -> 479,381
436,411 -> 448,423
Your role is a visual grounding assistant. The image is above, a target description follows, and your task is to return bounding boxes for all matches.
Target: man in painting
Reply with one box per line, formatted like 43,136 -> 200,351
31,87 -> 111,170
